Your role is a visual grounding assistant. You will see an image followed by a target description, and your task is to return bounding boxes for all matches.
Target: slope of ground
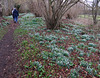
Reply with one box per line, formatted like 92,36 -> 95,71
14,13 -> 100,78
0,16 -> 21,78
0,17 -> 10,40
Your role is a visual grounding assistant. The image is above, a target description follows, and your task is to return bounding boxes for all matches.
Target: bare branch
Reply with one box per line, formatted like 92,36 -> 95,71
37,0 -> 80,29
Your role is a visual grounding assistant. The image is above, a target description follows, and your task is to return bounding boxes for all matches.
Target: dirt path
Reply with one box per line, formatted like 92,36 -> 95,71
0,20 -> 19,78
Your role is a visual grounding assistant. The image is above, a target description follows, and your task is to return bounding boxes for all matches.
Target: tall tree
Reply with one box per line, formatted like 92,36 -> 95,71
37,0 -> 80,29
0,0 -> 2,17
92,0 -> 100,24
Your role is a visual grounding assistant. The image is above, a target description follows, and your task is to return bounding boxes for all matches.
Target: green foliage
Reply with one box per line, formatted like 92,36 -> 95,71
21,40 -> 28,46
44,34 -> 58,41
14,28 -> 28,36
29,44 -> 35,49
47,29 -> 51,32
14,13 -> 99,78
97,34 -> 100,38
62,51 -> 70,57
72,28 -> 83,35
79,52 -> 84,57
88,62 -> 93,67
67,47 -> 74,52
88,43 -> 97,47
21,13 -> 35,19
97,64 -> 100,70
77,57 -> 84,61
88,47 -> 98,52
86,67 -> 93,75
81,34 -> 89,39
80,60 -> 88,67
50,40 -> 57,44
41,51 -> 49,60
29,33 -> 33,37
0,20 -> 10,40
1,21 -> 10,26
56,56 -> 70,67
78,43 -> 85,49
80,39 -> 87,42
70,69 -> 79,78
60,36 -> 66,40
39,41 -> 44,45
27,71 -> 32,78
3,15 -> 13,19
32,61 -> 43,71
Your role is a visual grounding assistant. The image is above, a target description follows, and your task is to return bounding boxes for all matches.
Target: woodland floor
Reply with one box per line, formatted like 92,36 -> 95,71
0,14 -> 100,78
0,18 -> 19,78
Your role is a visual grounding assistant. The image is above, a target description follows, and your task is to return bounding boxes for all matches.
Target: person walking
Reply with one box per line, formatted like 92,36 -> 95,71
12,8 -> 19,23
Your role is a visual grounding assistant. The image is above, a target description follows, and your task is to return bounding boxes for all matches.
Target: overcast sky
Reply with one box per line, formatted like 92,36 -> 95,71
83,0 -> 93,1
83,0 -> 93,4
83,0 -> 93,2
83,0 -> 100,6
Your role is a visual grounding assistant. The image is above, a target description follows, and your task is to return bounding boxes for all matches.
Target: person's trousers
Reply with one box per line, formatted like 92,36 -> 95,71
14,16 -> 18,23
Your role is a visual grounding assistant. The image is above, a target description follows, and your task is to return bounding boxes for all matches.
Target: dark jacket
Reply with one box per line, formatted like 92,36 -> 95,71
13,9 -> 19,18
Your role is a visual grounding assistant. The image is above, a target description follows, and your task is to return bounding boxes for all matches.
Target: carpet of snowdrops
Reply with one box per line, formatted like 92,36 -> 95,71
13,13 -> 100,78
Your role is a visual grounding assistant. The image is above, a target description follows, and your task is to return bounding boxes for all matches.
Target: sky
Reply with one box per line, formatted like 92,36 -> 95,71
83,0 -> 100,6
83,0 -> 93,4
83,0 -> 93,1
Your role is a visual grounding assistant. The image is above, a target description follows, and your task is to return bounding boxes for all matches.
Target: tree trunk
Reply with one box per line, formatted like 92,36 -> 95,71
0,1 -> 2,17
92,0 -> 99,25
92,6 -> 98,25
46,18 -> 61,30
93,16 -> 97,24
38,0 -> 80,30
46,20 -> 56,29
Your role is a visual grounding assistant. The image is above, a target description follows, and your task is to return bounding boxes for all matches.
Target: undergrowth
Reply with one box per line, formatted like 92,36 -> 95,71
0,19 -> 10,40
14,13 -> 100,78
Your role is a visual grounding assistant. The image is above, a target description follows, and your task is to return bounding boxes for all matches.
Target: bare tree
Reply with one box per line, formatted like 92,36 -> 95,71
92,0 -> 100,24
80,0 -> 100,24
37,0 -> 80,29
64,2 -> 84,19
0,1 -> 2,17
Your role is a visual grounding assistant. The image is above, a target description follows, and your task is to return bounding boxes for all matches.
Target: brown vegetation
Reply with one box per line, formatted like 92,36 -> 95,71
71,17 -> 100,34
64,2 -> 84,19
28,0 -> 42,17
1,0 -> 14,15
